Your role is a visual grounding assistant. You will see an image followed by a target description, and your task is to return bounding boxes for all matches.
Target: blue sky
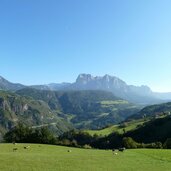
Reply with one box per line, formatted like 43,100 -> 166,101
0,0 -> 171,92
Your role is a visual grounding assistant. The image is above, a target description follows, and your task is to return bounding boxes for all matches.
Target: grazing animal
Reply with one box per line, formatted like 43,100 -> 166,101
118,147 -> 126,152
24,146 -> 30,149
13,148 -> 18,152
112,149 -> 118,155
112,149 -> 116,152
112,149 -> 116,154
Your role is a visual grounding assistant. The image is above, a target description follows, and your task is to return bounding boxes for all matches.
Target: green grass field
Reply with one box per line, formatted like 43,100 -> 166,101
86,119 -> 148,136
100,100 -> 129,105
0,144 -> 171,171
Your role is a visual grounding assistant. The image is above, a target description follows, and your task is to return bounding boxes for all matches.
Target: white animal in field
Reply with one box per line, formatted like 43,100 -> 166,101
112,149 -> 118,155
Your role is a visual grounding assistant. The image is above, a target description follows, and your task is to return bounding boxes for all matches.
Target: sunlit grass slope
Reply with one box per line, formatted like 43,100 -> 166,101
86,119 -> 147,136
0,144 -> 171,171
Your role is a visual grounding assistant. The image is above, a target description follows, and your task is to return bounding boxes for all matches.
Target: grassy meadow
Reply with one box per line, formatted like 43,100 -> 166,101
0,143 -> 171,171
86,119 -> 147,136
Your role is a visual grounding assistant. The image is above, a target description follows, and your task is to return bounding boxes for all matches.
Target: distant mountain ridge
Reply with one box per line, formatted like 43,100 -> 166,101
0,76 -> 25,91
70,74 -> 155,104
127,101 -> 171,120
0,74 -> 171,105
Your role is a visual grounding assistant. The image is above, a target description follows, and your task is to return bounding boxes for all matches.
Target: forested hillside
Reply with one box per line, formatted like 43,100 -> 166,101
16,88 -> 140,129
0,90 -> 72,139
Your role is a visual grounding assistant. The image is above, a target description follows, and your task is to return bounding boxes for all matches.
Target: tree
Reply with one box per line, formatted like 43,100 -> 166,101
4,123 -> 57,144
122,137 -> 138,149
4,122 -> 32,143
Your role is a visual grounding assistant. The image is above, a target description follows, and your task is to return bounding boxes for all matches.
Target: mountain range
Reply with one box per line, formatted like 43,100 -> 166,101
1,74 -> 171,143
0,74 -> 171,105
0,88 -> 140,140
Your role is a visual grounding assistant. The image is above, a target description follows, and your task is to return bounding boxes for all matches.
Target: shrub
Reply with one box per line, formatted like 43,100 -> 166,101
83,144 -> 92,149
163,138 -> 171,149
122,137 -> 138,149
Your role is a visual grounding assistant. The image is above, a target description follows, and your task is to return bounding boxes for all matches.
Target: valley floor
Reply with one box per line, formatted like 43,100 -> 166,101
0,144 -> 171,171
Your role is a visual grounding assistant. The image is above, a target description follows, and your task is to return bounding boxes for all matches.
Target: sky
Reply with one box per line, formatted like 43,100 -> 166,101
0,0 -> 171,92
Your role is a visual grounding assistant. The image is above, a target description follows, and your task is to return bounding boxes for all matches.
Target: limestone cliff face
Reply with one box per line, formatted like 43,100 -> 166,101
75,74 -> 151,93
0,91 -> 72,136
70,74 -> 156,104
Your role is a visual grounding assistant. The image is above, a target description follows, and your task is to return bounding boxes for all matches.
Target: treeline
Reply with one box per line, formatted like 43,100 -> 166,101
125,116 -> 171,144
4,123 -> 56,144
3,123 -> 171,149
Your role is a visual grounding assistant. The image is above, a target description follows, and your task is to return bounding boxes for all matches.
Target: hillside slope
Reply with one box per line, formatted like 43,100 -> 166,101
0,76 -> 25,91
125,116 -> 171,143
128,102 -> 171,120
16,88 -> 140,129
0,90 -> 72,138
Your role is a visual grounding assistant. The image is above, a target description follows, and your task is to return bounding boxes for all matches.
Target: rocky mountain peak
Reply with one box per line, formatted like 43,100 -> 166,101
0,74 -> 168,104
76,74 -> 94,84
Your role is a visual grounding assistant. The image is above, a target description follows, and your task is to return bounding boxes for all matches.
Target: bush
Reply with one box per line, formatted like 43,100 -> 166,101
83,144 -> 92,149
122,137 -> 138,149
155,142 -> 163,149
163,138 -> 171,149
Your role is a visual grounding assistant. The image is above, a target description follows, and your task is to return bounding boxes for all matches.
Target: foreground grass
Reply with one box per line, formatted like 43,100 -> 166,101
0,144 -> 171,171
